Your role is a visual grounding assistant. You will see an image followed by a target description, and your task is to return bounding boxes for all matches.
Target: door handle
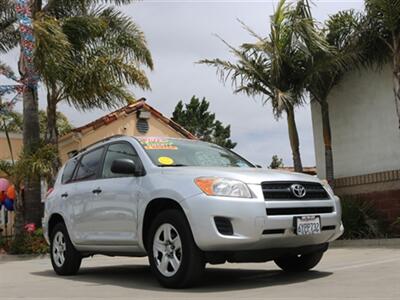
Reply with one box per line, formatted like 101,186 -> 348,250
92,188 -> 102,194
61,192 -> 68,198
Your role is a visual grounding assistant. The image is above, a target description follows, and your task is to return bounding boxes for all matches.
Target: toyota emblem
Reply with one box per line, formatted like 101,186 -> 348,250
290,184 -> 306,198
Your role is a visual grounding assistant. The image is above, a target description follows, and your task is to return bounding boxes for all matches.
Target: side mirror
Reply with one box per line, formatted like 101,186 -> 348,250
111,159 -> 138,175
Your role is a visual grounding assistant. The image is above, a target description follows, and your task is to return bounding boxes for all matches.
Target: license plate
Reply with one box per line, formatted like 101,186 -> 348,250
295,216 -> 321,235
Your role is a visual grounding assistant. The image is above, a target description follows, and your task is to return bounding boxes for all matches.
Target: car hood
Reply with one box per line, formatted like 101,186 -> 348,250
160,166 -> 320,185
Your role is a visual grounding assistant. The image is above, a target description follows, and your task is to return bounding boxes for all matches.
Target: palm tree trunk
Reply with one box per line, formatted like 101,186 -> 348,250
319,99 -> 335,186
45,90 -> 58,146
3,120 -> 15,165
392,51 -> 400,129
22,86 -> 42,226
286,106 -> 303,173
45,89 -> 60,185
13,189 -> 25,239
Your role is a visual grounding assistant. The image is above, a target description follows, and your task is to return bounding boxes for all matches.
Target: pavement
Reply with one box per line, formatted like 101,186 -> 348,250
0,247 -> 399,300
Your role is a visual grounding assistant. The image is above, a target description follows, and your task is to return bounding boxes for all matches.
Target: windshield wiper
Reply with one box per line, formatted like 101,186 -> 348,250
158,164 -> 188,167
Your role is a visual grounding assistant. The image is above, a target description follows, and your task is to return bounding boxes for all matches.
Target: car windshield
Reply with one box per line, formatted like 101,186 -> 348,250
136,137 -> 255,168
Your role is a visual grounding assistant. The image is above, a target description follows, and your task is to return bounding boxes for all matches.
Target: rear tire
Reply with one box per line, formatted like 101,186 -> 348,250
147,209 -> 205,288
274,250 -> 324,272
50,222 -> 82,276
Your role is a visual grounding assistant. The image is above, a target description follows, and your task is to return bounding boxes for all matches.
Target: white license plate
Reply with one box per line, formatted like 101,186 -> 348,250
295,216 -> 321,235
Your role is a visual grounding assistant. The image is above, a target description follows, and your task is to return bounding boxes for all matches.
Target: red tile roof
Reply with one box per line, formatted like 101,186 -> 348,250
61,98 -> 196,140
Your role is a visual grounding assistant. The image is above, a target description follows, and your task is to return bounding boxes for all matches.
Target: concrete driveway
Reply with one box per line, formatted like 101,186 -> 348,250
0,247 -> 399,300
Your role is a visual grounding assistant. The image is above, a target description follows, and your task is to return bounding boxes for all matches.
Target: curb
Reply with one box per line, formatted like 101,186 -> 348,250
331,238 -> 400,248
0,254 -> 48,262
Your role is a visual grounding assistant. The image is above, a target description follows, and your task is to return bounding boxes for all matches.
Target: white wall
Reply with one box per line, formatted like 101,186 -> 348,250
312,65 -> 400,179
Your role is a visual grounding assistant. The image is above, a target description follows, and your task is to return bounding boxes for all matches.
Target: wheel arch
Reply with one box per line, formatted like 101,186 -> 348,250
48,213 -> 65,237
141,198 -> 191,252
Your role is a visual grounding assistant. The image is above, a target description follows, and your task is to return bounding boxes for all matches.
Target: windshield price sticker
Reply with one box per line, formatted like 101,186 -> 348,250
139,138 -> 178,150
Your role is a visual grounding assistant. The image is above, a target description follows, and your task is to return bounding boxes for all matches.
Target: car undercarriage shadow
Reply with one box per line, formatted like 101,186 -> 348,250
32,262 -> 333,292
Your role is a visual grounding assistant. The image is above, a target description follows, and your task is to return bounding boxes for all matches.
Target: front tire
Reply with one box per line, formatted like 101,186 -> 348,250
274,250 -> 324,272
50,222 -> 82,276
147,209 -> 205,288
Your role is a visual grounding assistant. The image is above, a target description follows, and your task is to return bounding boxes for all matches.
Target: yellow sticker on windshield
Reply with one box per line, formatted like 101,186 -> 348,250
158,156 -> 174,165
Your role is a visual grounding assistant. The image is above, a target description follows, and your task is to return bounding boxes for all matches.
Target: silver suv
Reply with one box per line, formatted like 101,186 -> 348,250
43,136 -> 343,288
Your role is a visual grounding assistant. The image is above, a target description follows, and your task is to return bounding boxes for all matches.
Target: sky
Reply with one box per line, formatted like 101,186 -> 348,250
1,0 -> 364,167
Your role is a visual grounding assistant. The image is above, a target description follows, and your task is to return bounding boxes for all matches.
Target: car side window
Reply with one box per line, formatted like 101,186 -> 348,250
62,158 -> 78,184
74,147 -> 104,182
101,143 -> 140,178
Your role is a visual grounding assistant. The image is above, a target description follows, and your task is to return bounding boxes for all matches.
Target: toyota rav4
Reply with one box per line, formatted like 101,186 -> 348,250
43,136 -> 343,288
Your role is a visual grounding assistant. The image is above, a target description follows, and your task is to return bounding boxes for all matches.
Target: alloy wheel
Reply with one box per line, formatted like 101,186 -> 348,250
153,223 -> 183,277
52,231 -> 66,267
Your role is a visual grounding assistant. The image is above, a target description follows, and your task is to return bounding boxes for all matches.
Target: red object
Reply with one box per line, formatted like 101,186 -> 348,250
6,185 -> 16,200
0,178 -> 9,192
0,191 -> 5,203
45,187 -> 54,199
24,223 -> 36,233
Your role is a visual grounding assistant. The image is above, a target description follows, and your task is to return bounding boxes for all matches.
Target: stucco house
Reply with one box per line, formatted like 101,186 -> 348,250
0,131 -> 22,163
58,99 -> 195,163
311,65 -> 400,225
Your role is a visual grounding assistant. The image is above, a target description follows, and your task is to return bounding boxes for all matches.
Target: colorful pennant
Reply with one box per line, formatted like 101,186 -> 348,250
0,0 -> 39,116
16,0 -> 39,87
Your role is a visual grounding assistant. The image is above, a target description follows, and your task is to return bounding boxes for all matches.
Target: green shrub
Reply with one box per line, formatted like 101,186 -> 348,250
340,198 -> 389,239
9,228 -> 49,255
0,234 -> 6,248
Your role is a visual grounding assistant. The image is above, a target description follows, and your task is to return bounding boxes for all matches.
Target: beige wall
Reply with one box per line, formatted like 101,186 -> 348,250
0,132 -> 23,162
59,113 -> 186,163
311,65 -> 400,179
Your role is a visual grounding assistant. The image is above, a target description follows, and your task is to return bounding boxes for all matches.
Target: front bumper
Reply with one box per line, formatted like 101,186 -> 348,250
183,186 -> 343,252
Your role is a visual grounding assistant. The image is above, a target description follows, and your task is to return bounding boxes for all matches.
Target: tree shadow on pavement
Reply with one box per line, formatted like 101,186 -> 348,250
32,263 -> 332,293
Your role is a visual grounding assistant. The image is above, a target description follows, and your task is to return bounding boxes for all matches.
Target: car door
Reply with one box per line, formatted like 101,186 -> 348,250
68,146 -> 105,244
57,158 -> 79,242
90,142 -> 144,245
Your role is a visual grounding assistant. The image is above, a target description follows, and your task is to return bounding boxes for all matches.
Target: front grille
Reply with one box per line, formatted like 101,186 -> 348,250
266,206 -> 334,216
262,181 -> 330,200
214,217 -> 234,235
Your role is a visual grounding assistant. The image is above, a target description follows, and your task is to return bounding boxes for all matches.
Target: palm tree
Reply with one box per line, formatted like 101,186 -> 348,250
35,3 -> 153,149
201,0 -> 329,172
305,10 -> 363,184
361,0 -> 400,128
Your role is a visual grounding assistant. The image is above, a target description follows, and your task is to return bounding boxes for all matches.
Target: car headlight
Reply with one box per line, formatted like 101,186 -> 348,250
321,179 -> 334,196
194,177 -> 252,198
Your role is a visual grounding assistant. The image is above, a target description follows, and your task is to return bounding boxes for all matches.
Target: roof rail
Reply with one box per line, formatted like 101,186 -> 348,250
73,134 -> 127,157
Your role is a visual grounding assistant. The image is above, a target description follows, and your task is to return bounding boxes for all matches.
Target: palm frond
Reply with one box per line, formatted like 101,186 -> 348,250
307,9 -> 366,102
0,0 -> 18,53
37,2 -> 153,113
34,14 -> 73,83
45,0 -> 137,16
0,60 -> 16,78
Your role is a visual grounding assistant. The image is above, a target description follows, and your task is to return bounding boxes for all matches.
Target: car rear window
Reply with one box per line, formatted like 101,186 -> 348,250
74,147 -> 104,181
62,158 -> 78,184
